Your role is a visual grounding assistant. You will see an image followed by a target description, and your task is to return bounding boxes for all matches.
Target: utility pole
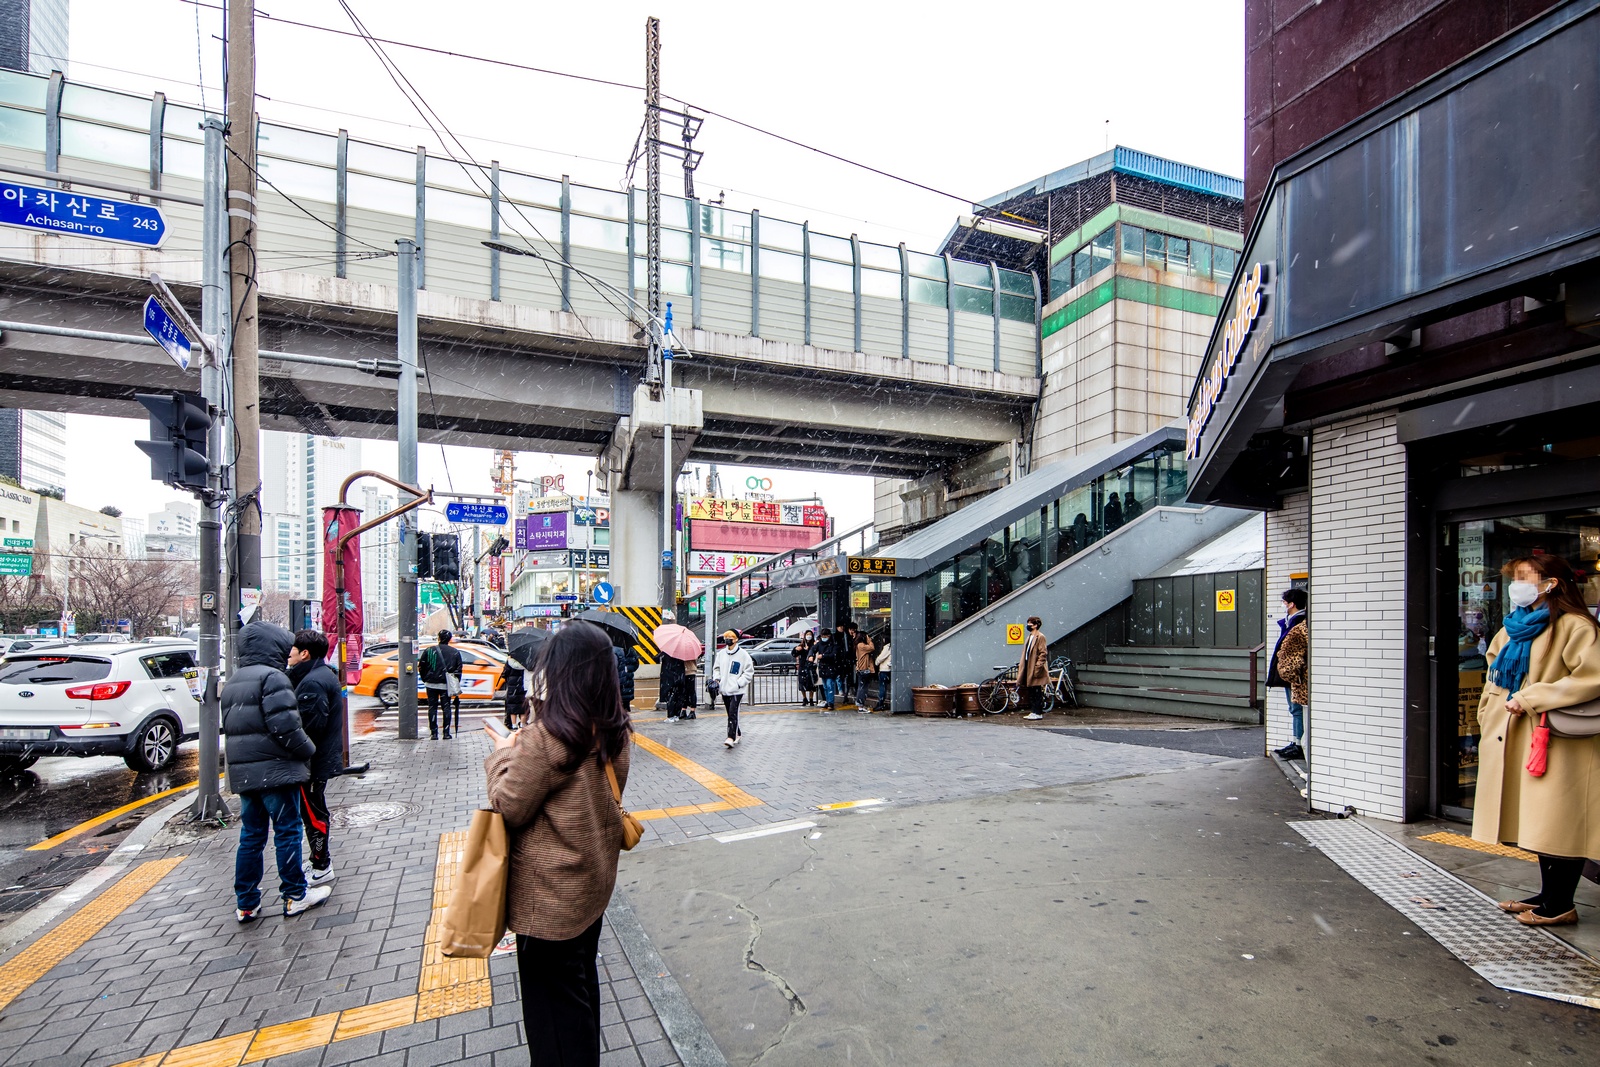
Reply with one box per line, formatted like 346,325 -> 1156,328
193,113 -> 228,821
225,0 -> 262,642
644,17 -> 674,610
396,239 -> 420,740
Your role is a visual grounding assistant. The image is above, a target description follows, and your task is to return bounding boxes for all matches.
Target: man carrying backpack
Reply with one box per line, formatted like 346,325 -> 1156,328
419,630 -> 463,739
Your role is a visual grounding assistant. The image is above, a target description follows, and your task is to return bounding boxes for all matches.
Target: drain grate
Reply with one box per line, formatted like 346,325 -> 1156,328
330,801 -> 417,828
1295,819 -> 1600,1010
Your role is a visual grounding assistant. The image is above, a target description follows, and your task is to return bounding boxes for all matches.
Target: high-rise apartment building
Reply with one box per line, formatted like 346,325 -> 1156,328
0,0 -> 68,75
0,410 -> 67,496
260,432 -> 362,601
145,500 -> 197,560
359,484 -> 397,626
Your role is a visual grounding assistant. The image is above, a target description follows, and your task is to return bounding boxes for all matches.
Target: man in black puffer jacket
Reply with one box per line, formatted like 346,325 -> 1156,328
222,621 -> 329,921
287,629 -> 343,887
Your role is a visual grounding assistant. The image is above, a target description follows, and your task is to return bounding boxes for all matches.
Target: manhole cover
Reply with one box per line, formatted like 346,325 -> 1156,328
331,802 -> 416,827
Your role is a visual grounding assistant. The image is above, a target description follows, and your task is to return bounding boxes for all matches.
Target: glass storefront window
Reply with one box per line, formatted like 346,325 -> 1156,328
1215,246 -> 1238,284
1144,231 -> 1166,271
1443,506 -> 1600,812
1193,241 -> 1212,278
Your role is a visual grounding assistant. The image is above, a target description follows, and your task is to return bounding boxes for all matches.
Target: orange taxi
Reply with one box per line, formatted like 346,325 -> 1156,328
352,641 -> 510,707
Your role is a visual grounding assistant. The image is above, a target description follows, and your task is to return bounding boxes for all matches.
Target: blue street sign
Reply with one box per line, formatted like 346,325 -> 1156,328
444,502 -> 509,525
555,593 -> 579,602
661,549 -> 674,569
0,182 -> 166,247
143,296 -> 193,371
592,582 -> 614,604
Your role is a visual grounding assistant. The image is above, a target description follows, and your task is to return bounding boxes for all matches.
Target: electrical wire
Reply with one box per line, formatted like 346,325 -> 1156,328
327,0 -> 624,338
226,143 -> 392,253
170,0 -> 984,207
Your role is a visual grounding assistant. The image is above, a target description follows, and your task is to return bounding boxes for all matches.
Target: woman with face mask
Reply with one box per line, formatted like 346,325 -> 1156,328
1472,555 -> 1600,926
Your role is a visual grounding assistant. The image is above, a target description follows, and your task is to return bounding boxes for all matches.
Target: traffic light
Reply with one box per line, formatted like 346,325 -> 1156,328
432,533 -> 461,582
415,531 -> 433,579
488,535 -> 510,556
135,391 -> 211,493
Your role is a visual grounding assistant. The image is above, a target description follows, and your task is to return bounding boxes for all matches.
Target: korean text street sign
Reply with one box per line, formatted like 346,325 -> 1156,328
0,182 -> 166,247
444,502 -> 508,525
848,556 -> 897,577
143,296 -> 193,371
0,553 -> 30,576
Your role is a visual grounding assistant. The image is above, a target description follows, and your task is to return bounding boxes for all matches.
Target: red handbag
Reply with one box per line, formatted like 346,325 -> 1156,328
1526,712 -> 1551,778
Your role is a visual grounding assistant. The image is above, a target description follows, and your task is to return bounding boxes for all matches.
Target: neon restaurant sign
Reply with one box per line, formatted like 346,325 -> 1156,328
1186,261 -> 1271,459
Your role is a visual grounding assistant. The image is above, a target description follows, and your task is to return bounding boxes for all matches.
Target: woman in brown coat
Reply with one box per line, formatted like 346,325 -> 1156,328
485,621 -> 632,1065
1019,616 -> 1050,720
1471,555 -> 1600,927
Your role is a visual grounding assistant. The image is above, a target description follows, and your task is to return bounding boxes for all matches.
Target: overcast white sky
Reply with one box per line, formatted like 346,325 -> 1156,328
59,0 -> 1244,527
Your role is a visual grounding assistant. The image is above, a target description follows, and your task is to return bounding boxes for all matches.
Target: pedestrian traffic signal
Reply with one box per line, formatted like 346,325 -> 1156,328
432,533 -> 461,582
415,531 -> 433,579
487,535 -> 510,556
134,391 -> 211,494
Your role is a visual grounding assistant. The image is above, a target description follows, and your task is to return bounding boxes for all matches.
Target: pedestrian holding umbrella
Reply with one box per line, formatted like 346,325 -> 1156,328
653,622 -> 703,723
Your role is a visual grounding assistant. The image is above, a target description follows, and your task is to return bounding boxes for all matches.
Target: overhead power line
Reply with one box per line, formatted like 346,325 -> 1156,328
172,0 -> 982,206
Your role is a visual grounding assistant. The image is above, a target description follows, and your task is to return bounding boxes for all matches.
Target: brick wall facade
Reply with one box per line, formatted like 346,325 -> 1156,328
1307,412 -> 1407,820
1264,491 -> 1309,752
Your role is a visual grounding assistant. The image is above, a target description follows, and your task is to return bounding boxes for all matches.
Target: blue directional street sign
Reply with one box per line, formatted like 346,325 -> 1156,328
0,182 -> 166,247
444,502 -> 509,525
555,593 -> 579,602
592,582 -> 614,604
661,550 -> 674,569
143,296 -> 193,371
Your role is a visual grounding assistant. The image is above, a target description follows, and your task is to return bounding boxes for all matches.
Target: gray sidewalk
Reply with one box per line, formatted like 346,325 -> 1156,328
0,727 -> 696,1067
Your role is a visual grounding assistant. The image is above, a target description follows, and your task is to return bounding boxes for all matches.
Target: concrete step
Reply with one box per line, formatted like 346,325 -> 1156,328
1105,646 -> 1264,671
1077,681 -> 1263,724
1081,663 -> 1266,699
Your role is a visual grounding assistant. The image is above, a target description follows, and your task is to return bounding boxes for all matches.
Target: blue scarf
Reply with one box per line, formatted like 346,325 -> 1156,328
1490,606 -> 1550,692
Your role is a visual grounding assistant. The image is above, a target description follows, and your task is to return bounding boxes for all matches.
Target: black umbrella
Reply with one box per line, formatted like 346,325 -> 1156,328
572,609 -> 639,640
507,628 -> 550,668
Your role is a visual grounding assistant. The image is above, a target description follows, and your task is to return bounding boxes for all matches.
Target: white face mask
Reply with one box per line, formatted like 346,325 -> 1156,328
1508,580 -> 1544,609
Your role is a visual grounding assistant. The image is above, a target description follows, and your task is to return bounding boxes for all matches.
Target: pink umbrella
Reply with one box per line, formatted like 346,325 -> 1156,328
652,623 -> 704,661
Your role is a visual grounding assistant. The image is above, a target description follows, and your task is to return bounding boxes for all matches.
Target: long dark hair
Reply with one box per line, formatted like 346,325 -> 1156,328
1502,555 -> 1599,632
531,621 -> 631,771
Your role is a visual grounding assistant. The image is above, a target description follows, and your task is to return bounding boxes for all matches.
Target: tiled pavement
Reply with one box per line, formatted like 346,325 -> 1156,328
0,706 -> 1224,1067
0,726 -> 686,1067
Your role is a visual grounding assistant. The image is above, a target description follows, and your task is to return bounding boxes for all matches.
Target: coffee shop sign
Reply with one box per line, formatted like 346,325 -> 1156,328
1186,261 -> 1270,460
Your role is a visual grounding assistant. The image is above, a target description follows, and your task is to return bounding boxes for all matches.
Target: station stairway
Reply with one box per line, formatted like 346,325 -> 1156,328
681,522 -> 878,637
1076,647 -> 1267,723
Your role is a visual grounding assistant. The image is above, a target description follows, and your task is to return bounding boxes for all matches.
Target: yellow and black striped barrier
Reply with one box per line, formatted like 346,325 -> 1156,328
613,605 -> 663,664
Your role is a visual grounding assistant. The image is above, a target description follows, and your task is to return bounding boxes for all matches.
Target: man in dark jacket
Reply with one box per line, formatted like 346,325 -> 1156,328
419,631 -> 464,739
1267,588 -> 1309,760
222,621 -> 329,920
287,629 -> 342,885
613,641 -> 639,710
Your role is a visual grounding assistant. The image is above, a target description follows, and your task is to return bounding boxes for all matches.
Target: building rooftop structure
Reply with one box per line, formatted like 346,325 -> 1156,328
941,146 -> 1244,277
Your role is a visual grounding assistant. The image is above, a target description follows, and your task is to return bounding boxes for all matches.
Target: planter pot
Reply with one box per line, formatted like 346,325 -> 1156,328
912,686 -> 957,717
955,685 -> 981,715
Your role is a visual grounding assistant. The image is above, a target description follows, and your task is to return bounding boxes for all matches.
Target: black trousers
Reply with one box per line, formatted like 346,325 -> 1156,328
426,687 -> 445,735
299,779 -> 331,872
1023,685 -> 1044,716
1535,854 -> 1587,916
517,917 -> 603,1066
723,693 -> 743,739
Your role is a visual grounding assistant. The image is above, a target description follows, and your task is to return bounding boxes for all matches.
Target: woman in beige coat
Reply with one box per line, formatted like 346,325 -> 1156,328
1471,555 -> 1600,926
485,621 -> 631,1066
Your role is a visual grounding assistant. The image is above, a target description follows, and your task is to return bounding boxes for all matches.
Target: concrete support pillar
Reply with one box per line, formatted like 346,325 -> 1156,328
610,489 -> 662,606
889,578 -> 925,715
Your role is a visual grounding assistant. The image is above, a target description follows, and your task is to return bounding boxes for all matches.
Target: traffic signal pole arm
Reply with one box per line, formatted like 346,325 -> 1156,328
331,470 -> 433,769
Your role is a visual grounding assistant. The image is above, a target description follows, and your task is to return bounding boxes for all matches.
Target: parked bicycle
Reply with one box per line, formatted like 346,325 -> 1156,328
976,655 -> 1078,715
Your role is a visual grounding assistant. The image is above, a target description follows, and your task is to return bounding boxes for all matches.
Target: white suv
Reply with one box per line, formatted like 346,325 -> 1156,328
0,642 -> 201,773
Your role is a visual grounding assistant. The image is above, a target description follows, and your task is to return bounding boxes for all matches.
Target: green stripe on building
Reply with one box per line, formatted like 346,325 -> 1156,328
1041,275 -> 1224,339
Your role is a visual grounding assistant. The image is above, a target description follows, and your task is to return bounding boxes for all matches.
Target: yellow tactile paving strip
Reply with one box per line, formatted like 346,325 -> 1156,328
1416,831 -> 1537,862
0,856 -> 183,1013
630,731 -> 763,820
106,735 -> 761,1066
111,833 -> 491,1067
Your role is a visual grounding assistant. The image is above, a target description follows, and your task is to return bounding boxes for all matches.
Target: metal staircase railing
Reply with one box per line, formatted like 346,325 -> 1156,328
681,521 -> 877,638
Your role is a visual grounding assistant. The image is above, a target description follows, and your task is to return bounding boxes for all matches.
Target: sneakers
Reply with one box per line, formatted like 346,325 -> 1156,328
285,884 -> 332,917
723,737 -> 734,748
308,865 -> 336,887
667,715 -> 680,722
236,905 -> 261,924
733,733 -> 742,745
1277,743 -> 1305,761
1023,712 -> 1045,720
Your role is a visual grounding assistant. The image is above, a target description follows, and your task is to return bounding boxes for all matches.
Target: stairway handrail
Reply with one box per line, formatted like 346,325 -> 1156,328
684,520 -> 877,611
